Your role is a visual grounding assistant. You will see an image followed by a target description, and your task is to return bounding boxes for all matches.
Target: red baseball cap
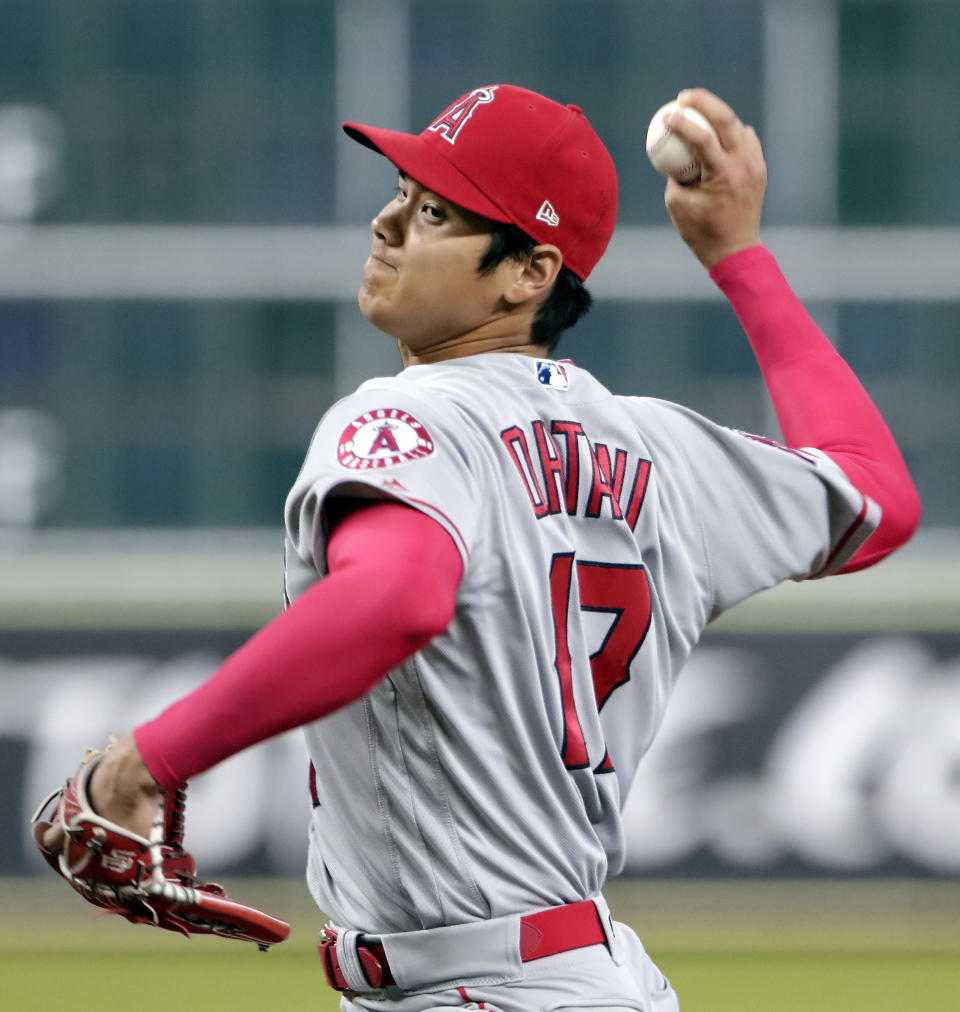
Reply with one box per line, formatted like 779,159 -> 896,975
342,84 -> 618,281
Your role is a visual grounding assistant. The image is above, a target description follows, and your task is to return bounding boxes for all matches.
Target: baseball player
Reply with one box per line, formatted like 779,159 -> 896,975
37,86 -> 919,1011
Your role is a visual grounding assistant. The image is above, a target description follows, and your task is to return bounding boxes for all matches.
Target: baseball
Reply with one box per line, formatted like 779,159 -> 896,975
646,100 -> 716,183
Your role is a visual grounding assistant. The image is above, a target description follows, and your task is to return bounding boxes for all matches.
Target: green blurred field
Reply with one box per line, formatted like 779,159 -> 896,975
4,878 -> 958,1011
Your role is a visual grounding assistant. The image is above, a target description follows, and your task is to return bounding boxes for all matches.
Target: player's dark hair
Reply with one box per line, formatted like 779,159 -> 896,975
478,223 -> 593,354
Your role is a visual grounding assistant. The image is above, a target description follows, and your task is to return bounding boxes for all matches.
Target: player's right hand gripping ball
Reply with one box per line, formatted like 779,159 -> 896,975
32,746 -> 290,950
646,100 -> 716,184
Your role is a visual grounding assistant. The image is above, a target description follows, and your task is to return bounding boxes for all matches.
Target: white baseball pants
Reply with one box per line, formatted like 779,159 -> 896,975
339,900 -> 679,1012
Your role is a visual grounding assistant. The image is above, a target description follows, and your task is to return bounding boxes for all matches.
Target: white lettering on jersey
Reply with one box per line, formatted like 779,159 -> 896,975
500,419 -> 652,528
337,409 -> 435,470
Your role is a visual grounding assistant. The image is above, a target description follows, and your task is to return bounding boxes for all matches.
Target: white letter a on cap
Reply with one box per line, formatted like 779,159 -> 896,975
428,87 -> 498,145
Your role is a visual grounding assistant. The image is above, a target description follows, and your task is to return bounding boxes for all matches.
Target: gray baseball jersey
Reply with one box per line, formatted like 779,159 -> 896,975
284,352 -> 877,935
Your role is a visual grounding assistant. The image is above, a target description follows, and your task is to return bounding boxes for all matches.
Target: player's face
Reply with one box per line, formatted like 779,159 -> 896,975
358,173 -> 521,352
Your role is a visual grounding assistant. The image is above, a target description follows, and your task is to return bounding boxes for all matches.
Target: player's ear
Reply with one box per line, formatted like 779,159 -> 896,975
503,245 -> 563,306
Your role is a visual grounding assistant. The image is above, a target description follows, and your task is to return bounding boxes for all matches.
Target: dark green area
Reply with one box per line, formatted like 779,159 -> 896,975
664,949 -> 960,1012
4,877 -> 957,1012
2,946 -> 957,1012
0,1 -> 957,528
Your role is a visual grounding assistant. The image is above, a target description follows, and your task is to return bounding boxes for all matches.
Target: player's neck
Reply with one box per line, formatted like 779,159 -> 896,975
398,315 -> 548,367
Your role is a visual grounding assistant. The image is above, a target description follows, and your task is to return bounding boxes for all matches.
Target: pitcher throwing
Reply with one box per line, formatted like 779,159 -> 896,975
36,85 -> 919,1011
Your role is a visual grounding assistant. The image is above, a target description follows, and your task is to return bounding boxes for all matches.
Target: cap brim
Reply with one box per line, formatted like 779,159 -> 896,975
342,122 -> 511,224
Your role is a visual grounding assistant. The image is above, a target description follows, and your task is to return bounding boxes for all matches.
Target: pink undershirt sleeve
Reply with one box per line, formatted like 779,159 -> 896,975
134,501 -> 464,787
709,244 -> 921,572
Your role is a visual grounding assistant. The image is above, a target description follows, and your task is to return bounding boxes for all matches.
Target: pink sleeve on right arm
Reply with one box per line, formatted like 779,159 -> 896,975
710,245 -> 921,572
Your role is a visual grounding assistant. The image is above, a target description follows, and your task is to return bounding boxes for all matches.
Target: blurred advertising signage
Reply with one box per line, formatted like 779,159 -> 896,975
3,630 -> 958,876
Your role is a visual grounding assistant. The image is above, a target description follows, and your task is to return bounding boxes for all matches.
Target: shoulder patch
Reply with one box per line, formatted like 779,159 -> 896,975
536,360 -> 569,390
337,409 -> 436,470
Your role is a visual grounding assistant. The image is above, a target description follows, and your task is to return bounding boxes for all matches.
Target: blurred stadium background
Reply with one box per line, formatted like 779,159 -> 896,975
1,1 -> 958,1009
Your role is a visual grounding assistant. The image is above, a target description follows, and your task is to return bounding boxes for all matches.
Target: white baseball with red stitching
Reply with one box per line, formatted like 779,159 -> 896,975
645,100 -> 716,183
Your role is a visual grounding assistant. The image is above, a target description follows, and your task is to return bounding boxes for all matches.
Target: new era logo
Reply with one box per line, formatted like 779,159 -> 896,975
536,200 -> 560,227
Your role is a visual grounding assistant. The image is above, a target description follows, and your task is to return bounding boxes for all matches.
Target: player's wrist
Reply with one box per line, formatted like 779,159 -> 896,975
89,735 -> 162,833
705,240 -> 767,276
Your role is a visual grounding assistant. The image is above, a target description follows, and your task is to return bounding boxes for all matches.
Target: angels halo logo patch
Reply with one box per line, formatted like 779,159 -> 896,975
337,409 -> 435,470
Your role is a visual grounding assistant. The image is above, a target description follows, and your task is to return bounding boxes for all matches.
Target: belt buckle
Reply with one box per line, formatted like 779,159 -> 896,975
317,926 -> 387,993
317,928 -> 347,993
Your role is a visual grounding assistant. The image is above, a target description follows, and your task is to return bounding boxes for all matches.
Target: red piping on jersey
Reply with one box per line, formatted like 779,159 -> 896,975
457,986 -> 486,1006
134,502 -> 463,787
811,494 -> 870,578
710,245 -> 920,573
396,492 -> 470,560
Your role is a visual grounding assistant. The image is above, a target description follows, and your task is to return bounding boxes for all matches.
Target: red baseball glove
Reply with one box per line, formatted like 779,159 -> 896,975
32,747 -> 290,950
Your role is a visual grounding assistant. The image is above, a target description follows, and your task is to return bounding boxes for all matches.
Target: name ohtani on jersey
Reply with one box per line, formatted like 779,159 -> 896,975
337,409 -> 435,470
501,419 -> 652,528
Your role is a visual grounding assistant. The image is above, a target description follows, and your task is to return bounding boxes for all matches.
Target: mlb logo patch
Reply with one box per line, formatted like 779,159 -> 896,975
536,360 -> 569,390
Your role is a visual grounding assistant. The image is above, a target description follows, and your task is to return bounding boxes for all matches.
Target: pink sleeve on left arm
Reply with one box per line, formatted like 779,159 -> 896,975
134,502 -> 463,787
710,245 -> 921,572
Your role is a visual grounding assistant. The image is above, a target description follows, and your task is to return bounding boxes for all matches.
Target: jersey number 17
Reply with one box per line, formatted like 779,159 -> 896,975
548,553 -> 653,770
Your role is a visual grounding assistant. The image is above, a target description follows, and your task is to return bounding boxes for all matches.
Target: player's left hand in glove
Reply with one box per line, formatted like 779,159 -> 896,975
32,744 -> 290,950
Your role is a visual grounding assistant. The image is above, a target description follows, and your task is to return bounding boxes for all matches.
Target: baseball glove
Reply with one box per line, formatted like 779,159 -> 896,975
32,746 -> 290,950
